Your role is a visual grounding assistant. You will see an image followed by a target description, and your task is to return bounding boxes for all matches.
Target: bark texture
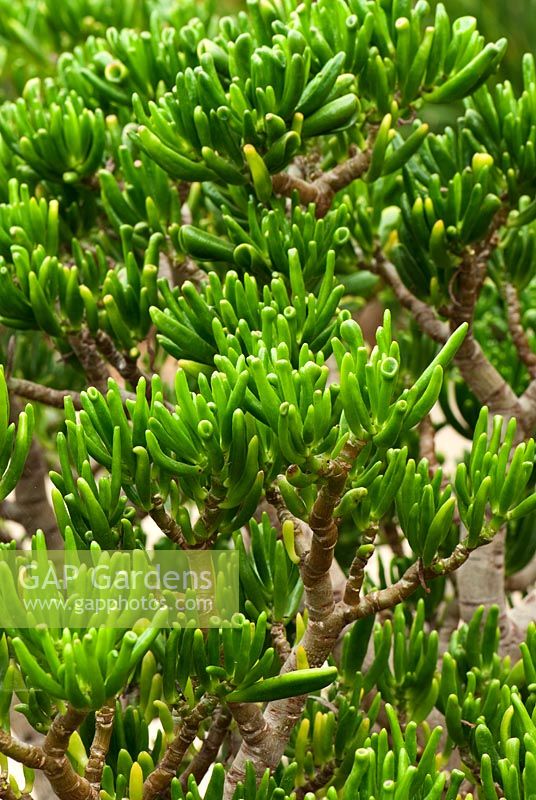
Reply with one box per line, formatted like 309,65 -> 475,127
84,703 -> 115,787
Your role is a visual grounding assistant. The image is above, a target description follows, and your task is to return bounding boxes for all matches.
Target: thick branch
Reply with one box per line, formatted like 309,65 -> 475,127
272,150 -> 371,218
456,529 -> 511,636
267,485 -> 347,600
226,703 -> 272,774
1,706 -> 99,800
225,490 -> 483,797
380,258 -> 520,414
302,448 -> 360,621
225,449 -> 359,796
43,706 -> 97,800
504,282 -> 536,379
179,706 -> 232,790
379,247 -> 521,420
506,558 -> 536,592
224,605 -> 347,799
520,379 -> 536,435
143,695 -> 217,800
84,703 -> 115,787
0,731 -> 46,771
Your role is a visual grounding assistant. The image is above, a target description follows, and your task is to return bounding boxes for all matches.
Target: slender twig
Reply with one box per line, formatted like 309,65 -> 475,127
446,208 -> 521,420
9,395 -> 61,546
345,542 -> 472,623
85,702 -> 115,787
272,149 -> 371,218
382,519 -> 405,558
343,524 -> 378,606
7,377 -> 173,413
143,695 -> 218,800
419,415 -> 441,472
504,282 -> 536,379
179,706 -> 232,790
94,330 -> 148,387
372,257 -> 449,344
150,495 -> 189,548
419,416 -> 460,523
295,760 -> 337,800
8,378 -> 83,410
68,329 -> 109,393
265,485 -> 310,558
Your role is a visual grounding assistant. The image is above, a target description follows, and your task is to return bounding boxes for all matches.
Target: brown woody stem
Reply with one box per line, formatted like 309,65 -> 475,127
7,377 -> 168,416
68,329 -> 109,393
346,543 -> 471,622
419,415 -> 441,472
295,760 -> 337,800
43,706 -> 97,800
8,378 -> 83,410
0,773 -> 34,800
94,330 -> 147,387
272,150 -> 371,218
8,395 -> 61,547
343,524 -> 378,606
143,695 -> 217,800
271,622 -> 292,662
0,731 -> 46,771
85,702 -> 115,787
179,706 -> 232,791
373,258 -> 449,344
225,448 -> 359,796
504,282 -> 536,379
150,495 -> 188,548
449,259 -> 520,420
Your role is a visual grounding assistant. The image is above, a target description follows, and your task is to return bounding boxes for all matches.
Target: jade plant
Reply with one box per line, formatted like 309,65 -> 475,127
1,0 -> 536,799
